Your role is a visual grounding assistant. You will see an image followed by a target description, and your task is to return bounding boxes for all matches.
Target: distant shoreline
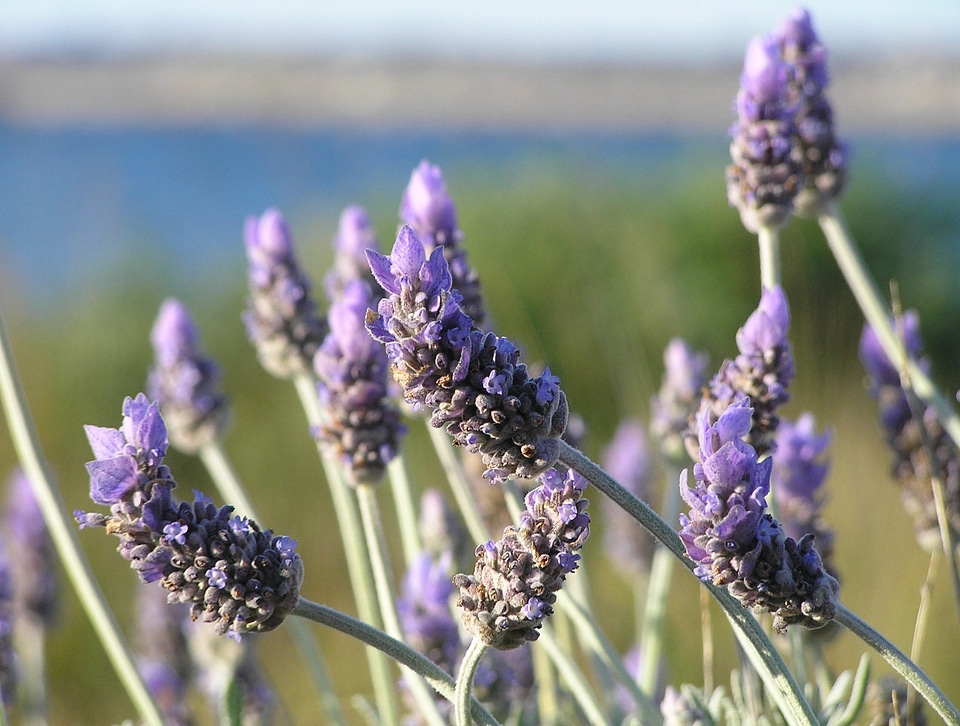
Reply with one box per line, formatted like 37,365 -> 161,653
1,54 -> 958,133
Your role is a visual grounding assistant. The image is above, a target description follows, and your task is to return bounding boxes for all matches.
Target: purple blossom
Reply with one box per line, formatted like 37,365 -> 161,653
600,419 -> 656,576
314,279 -> 405,485
3,468 -> 59,627
243,208 -> 328,379
148,298 -> 230,453
859,315 -> 960,552
650,338 -> 710,461
726,35 -> 802,232
400,160 -> 487,327
694,285 -> 794,459
76,395 -> 303,638
326,204 -> 382,300
397,551 -> 461,673
0,540 -> 16,706
454,468 -> 590,649
679,399 -> 838,632
366,225 -> 568,482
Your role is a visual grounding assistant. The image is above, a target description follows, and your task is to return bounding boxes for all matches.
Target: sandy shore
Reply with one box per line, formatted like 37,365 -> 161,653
1,54 -> 958,133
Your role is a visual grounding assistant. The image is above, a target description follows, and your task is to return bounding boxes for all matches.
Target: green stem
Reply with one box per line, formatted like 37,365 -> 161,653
834,604 -> 960,724
387,454 -> 422,565
757,225 -> 781,291
536,625 -> 610,726
14,617 -> 48,726
425,422 -> 489,544
455,638 -> 487,726
292,599 -> 501,726
198,439 -> 348,726
292,373 -> 399,726
356,484 -> 447,726
558,440 -> 819,726
0,308 -> 165,726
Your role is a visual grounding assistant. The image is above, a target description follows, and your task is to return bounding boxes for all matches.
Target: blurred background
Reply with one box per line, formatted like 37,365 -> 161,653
1,1 -> 959,723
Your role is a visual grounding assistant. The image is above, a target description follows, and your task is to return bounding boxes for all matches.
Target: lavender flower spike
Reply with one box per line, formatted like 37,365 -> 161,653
859,314 -> 960,551
366,224 -> 568,482
243,208 -> 328,379
454,468 -> 590,649
0,540 -> 16,706
650,338 -> 709,461
679,398 -> 838,632
325,204 -> 381,300
313,279 -> 405,485
401,160 -> 487,327
693,284 -> 794,459
726,34 -> 801,233
148,298 -> 230,453
775,7 -> 847,216
76,394 -> 303,638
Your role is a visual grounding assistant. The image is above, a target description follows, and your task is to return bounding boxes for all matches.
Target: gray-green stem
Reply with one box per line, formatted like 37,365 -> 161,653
455,638 -> 487,726
198,439 -> 347,726
292,598 -> 500,726
387,454 -> 422,565
758,224 -> 782,291
293,372 -> 399,726
0,308 -> 165,726
558,440 -> 819,726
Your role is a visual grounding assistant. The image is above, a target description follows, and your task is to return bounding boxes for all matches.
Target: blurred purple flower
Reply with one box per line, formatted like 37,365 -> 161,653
650,338 -> 709,462
326,205 -> 382,301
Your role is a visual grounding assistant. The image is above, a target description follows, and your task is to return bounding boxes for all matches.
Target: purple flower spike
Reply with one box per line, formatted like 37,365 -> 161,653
694,286 -> 794,459
775,7 -> 847,215
366,225 -> 568,482
313,279 -> 405,485
326,205 -> 382,300
680,399 -> 838,632
3,469 -> 59,627
400,160 -> 487,327
243,208 -> 328,379
650,338 -> 709,461
859,315 -> 960,551
726,35 -> 801,233
454,468 -> 589,649
148,298 -> 230,453
397,551 -> 461,672
77,396 -> 303,638
0,541 -> 16,706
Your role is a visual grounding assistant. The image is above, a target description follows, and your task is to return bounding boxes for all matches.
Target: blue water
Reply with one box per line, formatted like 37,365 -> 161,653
1,124 -> 958,306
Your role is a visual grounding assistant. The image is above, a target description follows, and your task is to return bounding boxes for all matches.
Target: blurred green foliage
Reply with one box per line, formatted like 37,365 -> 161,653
1,155 -> 959,724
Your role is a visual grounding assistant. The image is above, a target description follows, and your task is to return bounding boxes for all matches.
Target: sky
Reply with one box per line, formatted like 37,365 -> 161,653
2,0 -> 959,63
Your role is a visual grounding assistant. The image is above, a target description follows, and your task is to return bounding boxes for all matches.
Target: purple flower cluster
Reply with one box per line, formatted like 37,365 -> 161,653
325,205 -> 382,301
650,338 -> 710,461
0,539 -> 15,706
148,298 -> 230,453
135,582 -> 193,726
453,468 -> 590,649
859,314 -> 960,551
397,551 -> 461,677
401,161 -> 487,328
679,399 -> 838,632
243,209 -> 328,379
366,225 -> 568,482
772,414 -> 836,576
693,285 -> 794,459
313,279 -> 405,485
727,8 -> 846,232
75,394 -> 303,638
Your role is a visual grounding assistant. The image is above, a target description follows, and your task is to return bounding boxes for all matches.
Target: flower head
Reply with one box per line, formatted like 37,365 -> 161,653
397,551 -> 461,672
454,468 -> 589,649
148,298 -> 230,453
400,160 -> 487,327
650,338 -> 709,461
679,399 -> 838,632
694,285 -> 794,459
366,225 -> 567,482
77,395 -> 303,638
243,208 -> 328,379
326,205 -> 382,300
772,414 -> 834,549
0,540 -> 16,706
314,279 -> 405,485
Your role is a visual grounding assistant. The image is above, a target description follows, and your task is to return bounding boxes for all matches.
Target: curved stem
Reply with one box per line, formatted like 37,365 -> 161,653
199,439 -> 347,726
757,225 -> 782,291
292,598 -> 501,726
558,440 -> 819,726
455,638 -> 487,726
0,308 -> 165,726
834,604 -> 960,724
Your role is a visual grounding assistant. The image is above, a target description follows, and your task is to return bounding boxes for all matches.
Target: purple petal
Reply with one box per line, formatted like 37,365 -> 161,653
365,249 -> 400,296
84,425 -> 126,461
86,456 -> 139,504
391,225 -> 427,280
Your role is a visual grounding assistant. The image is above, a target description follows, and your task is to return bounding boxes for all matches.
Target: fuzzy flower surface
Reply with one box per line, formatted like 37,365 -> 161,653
726,34 -> 801,232
148,298 -> 230,453
400,160 -> 487,327
453,468 -> 589,649
314,279 -> 404,485
76,394 -> 303,638
859,314 -> 960,551
650,338 -> 710,461
693,285 -> 794,459
3,468 -> 59,627
775,7 -> 847,216
243,208 -> 328,379
679,398 -> 838,632
366,225 -> 568,482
